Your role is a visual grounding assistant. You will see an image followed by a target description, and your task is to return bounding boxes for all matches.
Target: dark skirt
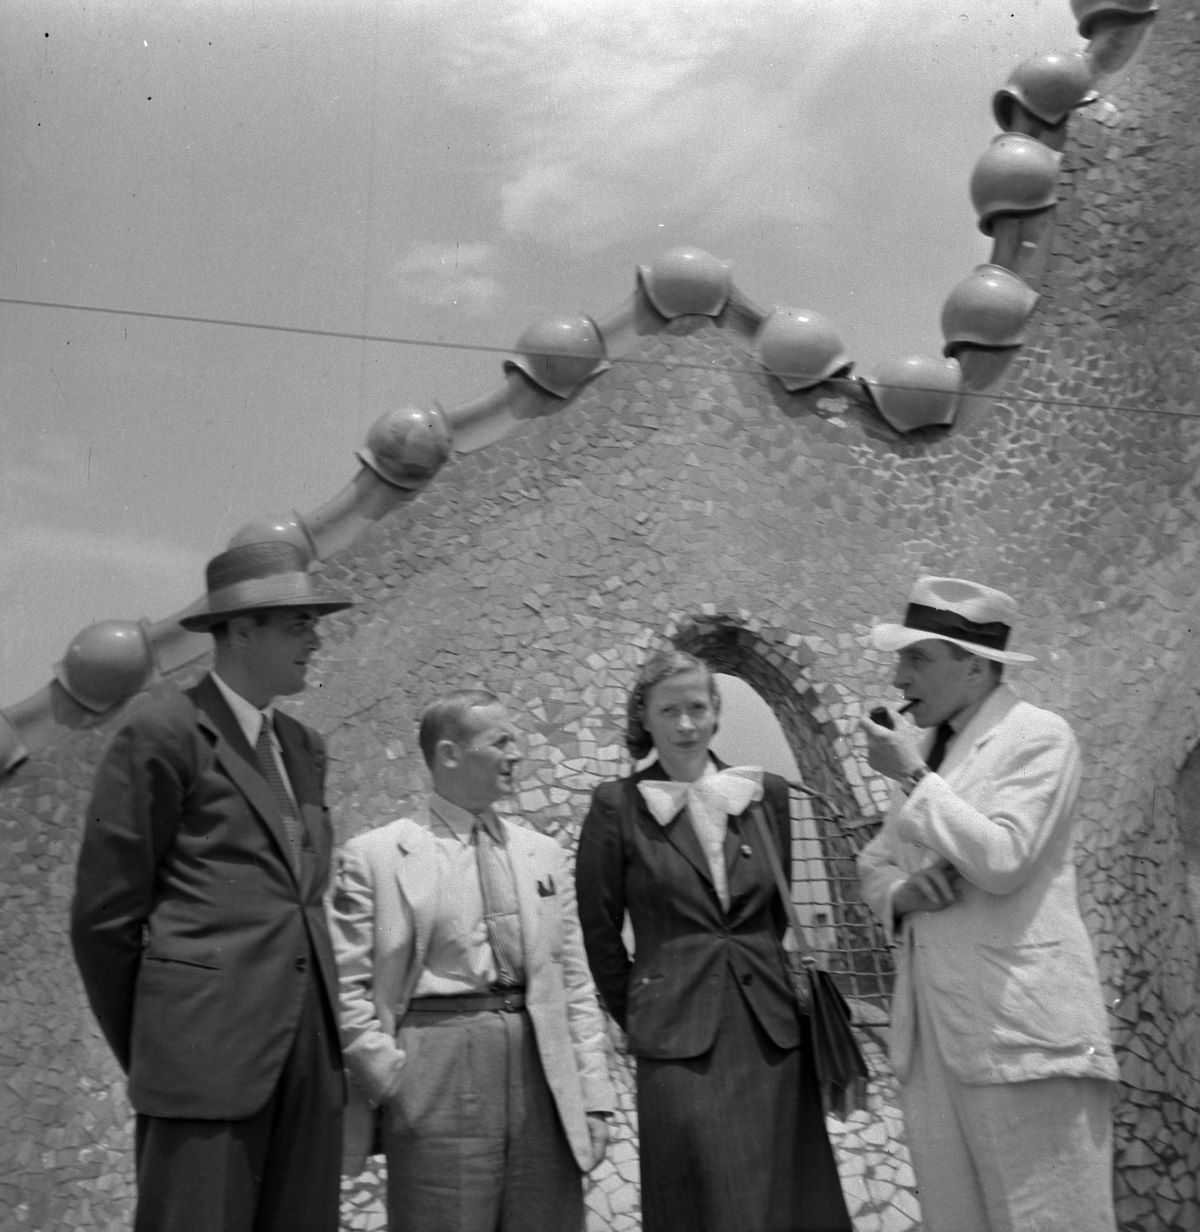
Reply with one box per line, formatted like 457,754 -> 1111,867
635,970 -> 851,1232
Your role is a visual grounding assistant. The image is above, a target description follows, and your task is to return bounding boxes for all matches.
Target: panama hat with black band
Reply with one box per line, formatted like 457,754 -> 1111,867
870,575 -> 1036,665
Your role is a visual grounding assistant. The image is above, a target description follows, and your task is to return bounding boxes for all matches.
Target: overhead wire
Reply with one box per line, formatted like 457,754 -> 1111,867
1,293 -> 1194,422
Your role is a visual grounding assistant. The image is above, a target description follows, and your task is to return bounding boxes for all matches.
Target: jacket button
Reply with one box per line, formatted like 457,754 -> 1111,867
741,973 -> 753,987
295,955 -> 309,973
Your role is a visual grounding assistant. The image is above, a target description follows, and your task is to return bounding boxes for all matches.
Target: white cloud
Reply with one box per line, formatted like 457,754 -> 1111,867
401,0 -> 1079,255
405,0 -> 873,252
392,240 -> 503,314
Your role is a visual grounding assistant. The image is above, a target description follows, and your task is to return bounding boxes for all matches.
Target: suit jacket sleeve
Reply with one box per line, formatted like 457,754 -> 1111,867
894,714 -> 1081,898
856,810 -> 911,944
575,783 -> 632,1029
328,838 -> 407,1107
275,713 -> 334,886
550,840 -> 615,1114
70,698 -> 193,1071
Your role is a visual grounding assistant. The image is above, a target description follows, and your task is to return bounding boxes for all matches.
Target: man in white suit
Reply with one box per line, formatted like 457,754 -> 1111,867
857,576 -> 1119,1232
330,688 -> 613,1232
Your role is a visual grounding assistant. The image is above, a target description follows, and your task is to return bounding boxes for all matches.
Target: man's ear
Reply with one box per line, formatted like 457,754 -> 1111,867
435,738 -> 461,772
967,653 -> 990,680
226,614 -> 255,646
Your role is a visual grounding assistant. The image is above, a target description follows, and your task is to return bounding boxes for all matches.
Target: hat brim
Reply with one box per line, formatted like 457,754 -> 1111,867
871,622 -> 1036,664
179,594 -> 353,632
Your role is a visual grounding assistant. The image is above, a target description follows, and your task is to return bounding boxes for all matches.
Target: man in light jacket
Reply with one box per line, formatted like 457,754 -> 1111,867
329,688 -> 613,1232
857,575 -> 1119,1232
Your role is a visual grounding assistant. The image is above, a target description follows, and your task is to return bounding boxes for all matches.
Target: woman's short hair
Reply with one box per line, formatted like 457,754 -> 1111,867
418,688 -> 500,767
625,648 -> 718,760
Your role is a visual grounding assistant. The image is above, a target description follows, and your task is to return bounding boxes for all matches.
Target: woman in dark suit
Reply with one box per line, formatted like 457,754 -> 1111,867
576,649 -> 850,1232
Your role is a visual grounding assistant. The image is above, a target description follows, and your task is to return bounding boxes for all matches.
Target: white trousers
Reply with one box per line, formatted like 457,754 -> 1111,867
900,1021 -> 1118,1232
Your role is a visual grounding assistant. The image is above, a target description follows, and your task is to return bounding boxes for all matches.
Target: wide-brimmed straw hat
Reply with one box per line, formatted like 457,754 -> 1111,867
179,541 -> 353,632
870,575 -> 1036,664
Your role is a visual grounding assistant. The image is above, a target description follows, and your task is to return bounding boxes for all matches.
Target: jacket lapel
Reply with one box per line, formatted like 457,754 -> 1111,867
192,676 -> 302,882
705,755 -> 757,908
505,824 -> 545,973
276,713 -> 321,875
393,809 -> 442,989
633,765 -> 718,896
941,684 -> 1019,782
723,807 -> 753,891
276,713 -> 320,810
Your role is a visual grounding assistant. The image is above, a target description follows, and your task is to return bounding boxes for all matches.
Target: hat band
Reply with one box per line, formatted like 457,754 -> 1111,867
204,573 -> 325,613
904,602 -> 1011,650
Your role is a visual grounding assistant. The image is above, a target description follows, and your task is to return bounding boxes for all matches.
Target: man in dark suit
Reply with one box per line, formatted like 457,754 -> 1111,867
70,539 -> 354,1232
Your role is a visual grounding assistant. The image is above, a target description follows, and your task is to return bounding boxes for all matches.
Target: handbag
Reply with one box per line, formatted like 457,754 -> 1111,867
750,804 -> 870,1120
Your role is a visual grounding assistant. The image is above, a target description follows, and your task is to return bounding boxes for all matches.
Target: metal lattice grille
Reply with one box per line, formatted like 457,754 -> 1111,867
788,782 -> 894,1012
672,618 -> 897,1017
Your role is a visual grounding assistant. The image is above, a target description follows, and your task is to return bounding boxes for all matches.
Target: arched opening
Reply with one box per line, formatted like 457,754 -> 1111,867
664,612 -> 894,1010
712,673 -> 799,778
713,673 -> 837,959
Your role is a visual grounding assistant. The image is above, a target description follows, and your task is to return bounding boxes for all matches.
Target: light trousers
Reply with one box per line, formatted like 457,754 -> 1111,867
901,1018 -> 1118,1232
382,1006 -> 582,1232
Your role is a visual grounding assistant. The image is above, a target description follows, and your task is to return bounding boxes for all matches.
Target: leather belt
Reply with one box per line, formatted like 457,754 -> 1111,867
405,990 -> 527,1015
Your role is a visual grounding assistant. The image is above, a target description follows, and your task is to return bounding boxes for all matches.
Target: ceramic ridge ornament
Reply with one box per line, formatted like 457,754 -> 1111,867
993,50 -> 1095,129
865,355 -> 963,434
757,307 -> 852,391
1072,0 -> 1158,39
970,133 -> 1062,235
504,315 -> 611,398
941,264 -> 1039,354
357,405 -> 453,490
55,619 -> 156,713
226,512 -> 318,561
637,247 -> 733,319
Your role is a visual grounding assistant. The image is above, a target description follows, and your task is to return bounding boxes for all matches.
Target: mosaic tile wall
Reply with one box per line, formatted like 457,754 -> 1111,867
4,4 -> 1200,1230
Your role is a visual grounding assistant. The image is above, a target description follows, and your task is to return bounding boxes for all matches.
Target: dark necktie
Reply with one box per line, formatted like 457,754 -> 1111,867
473,816 -> 525,988
925,721 -> 955,772
255,719 -> 302,876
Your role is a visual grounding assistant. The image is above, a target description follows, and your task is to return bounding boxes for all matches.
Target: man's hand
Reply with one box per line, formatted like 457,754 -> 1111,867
586,1113 -> 611,1166
893,864 -> 960,919
860,708 -> 926,783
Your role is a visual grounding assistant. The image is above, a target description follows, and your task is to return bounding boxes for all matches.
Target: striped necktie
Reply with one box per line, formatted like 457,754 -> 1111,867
473,816 -> 525,988
255,719 -> 302,876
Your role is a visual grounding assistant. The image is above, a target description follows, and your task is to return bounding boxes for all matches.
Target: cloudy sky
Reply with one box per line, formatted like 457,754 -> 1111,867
1,0 -> 1081,707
